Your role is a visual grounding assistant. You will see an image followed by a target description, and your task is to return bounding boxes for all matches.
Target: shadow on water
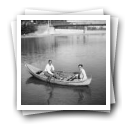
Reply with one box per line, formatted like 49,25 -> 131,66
26,77 -> 91,105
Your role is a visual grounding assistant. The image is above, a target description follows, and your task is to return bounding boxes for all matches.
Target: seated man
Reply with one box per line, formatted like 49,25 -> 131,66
43,60 -> 55,81
41,60 -> 62,81
67,64 -> 87,81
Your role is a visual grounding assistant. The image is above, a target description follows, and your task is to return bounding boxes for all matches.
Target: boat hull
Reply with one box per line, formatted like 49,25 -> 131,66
25,64 -> 92,86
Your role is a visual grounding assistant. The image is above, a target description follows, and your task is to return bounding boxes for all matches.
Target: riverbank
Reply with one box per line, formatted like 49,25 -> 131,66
21,29 -> 106,38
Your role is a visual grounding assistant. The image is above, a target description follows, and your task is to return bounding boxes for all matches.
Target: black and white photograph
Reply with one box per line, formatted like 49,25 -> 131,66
17,15 -> 110,110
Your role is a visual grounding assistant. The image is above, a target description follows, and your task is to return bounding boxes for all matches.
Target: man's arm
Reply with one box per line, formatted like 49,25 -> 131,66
47,70 -> 53,75
51,65 -> 55,72
80,69 -> 84,79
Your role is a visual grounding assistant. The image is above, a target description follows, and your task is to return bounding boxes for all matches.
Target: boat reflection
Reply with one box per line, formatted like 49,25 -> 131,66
26,77 -> 91,105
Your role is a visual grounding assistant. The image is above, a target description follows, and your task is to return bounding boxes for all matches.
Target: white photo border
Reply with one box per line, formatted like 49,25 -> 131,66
17,15 -> 110,110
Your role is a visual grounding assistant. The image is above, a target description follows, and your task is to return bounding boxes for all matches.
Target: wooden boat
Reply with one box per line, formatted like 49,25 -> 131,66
25,63 -> 92,86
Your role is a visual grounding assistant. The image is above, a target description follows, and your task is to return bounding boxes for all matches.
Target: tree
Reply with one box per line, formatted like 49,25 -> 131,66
21,20 -> 37,35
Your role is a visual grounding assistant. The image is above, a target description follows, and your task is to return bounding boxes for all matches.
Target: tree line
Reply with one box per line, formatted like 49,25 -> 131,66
21,20 -> 69,35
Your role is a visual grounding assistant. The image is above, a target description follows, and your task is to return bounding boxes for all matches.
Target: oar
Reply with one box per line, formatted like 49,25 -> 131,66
55,70 -> 79,74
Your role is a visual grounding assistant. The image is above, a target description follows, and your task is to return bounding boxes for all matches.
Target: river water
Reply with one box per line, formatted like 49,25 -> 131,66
21,32 -> 106,105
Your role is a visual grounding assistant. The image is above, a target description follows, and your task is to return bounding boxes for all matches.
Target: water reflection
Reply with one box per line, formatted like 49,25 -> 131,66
26,77 -> 91,105
22,37 -> 55,56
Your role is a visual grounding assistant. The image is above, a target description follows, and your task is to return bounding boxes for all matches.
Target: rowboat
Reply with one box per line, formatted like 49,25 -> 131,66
25,63 -> 92,86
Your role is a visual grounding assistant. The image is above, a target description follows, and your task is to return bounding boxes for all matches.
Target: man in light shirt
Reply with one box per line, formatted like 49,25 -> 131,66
43,60 -> 55,81
67,64 -> 87,81
78,64 -> 87,80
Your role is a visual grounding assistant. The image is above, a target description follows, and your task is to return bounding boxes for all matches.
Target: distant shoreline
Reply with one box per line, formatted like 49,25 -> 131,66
21,29 -> 106,38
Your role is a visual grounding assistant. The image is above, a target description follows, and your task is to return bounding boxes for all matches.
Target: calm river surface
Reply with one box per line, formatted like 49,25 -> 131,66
21,32 -> 106,105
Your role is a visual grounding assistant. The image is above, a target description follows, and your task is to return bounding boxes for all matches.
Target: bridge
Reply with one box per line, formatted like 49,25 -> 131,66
51,23 -> 106,28
49,23 -> 106,32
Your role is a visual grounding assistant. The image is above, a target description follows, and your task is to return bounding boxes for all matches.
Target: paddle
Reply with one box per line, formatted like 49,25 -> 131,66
55,70 -> 79,74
